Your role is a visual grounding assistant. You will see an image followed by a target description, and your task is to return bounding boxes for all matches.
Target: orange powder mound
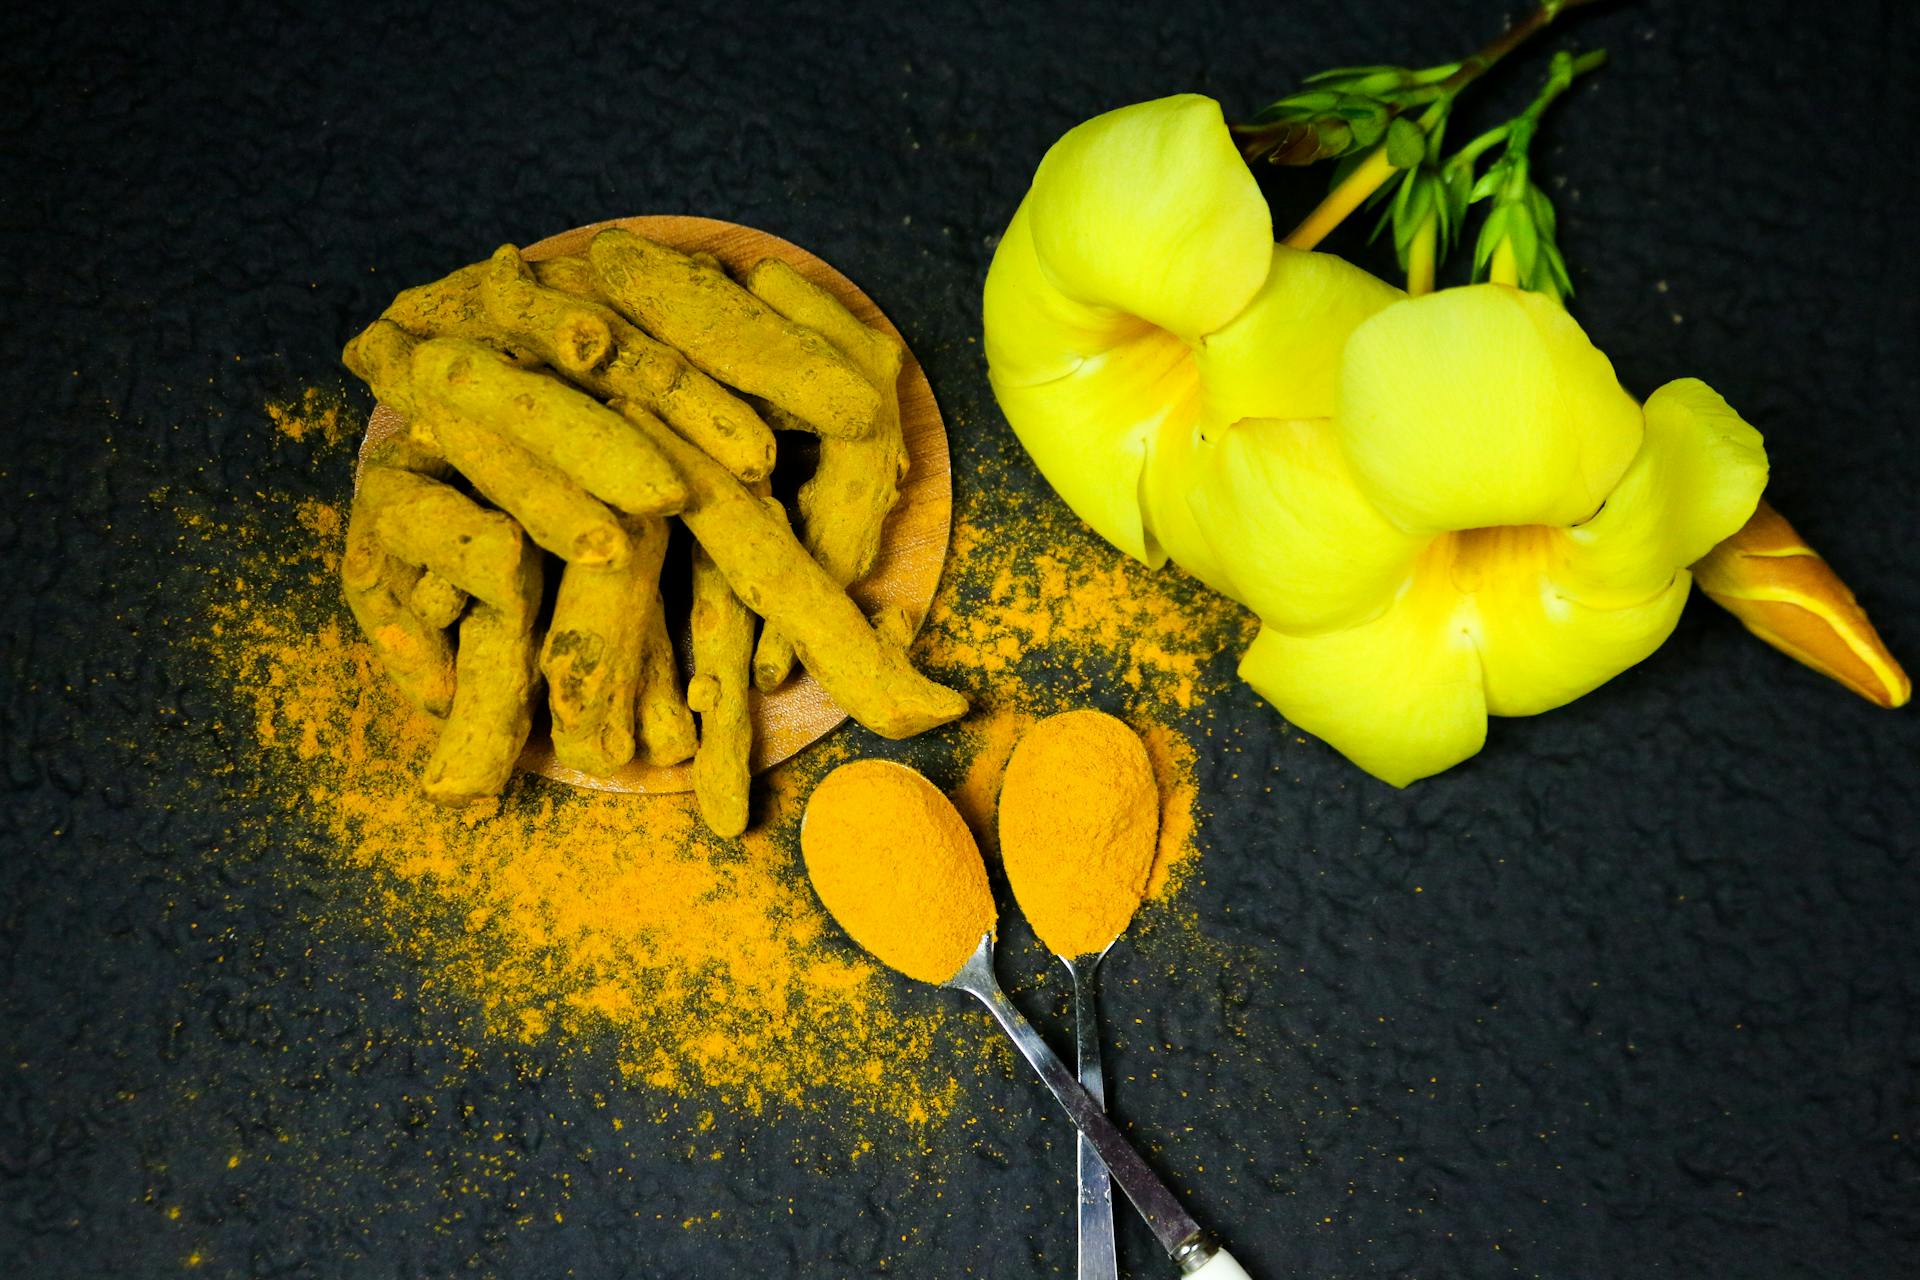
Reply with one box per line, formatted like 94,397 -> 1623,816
801,761 -> 995,985
998,711 -> 1158,959
942,704 -> 1199,903
169,392 -> 1232,1134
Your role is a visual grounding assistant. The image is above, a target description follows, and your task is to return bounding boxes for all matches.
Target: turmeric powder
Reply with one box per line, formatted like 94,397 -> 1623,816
997,710 -> 1159,959
188,392 -> 1225,1139
801,761 -> 996,985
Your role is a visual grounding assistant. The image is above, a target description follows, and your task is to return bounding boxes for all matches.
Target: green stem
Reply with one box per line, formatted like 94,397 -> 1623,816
1435,0 -> 1607,99
1272,1 -> 1602,241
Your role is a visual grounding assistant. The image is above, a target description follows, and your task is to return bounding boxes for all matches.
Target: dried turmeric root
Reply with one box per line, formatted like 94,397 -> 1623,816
349,320 -> 631,567
523,255 -> 777,482
423,552 -> 545,808
378,263 -> 541,367
407,570 -> 468,629
410,338 -> 687,516
422,407 -> 630,568
688,539 -> 755,837
476,245 -> 613,376
357,465 -> 537,622
342,486 -> 456,718
615,401 -> 967,738
343,319 -> 433,421
589,228 -> 880,440
743,257 -> 911,689
541,516 -> 671,776
635,595 -> 698,767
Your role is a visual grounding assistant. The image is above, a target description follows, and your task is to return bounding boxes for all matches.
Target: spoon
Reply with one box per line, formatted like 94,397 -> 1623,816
1062,946 -> 1119,1280
945,932 -> 1249,1278
998,710 -> 1161,1280
800,759 -> 1248,1279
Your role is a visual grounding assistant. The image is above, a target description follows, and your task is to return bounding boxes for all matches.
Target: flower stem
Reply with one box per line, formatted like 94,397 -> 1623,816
1275,0 -> 1600,247
1438,0 -> 1606,98
1488,237 -> 1521,285
1282,147 -> 1396,250
1405,214 -> 1439,295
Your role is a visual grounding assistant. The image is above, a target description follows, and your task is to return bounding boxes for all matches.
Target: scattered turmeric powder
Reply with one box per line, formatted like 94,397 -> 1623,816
165,389 -> 1234,1139
998,711 -> 1158,959
801,761 -> 995,985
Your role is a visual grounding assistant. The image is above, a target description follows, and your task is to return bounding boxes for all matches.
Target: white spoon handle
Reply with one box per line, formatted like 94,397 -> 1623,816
1184,1248 -> 1252,1278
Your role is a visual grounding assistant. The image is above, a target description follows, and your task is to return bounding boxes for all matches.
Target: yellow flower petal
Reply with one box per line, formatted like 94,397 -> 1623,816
1026,94 -> 1271,339
1337,285 -> 1644,533
1136,412 -> 1236,591
1238,562 -> 1487,787
1444,525 -> 1693,717
989,324 -> 1200,566
1195,246 -> 1403,423
1561,377 -> 1767,606
982,199 -> 1152,390
1189,416 -> 1422,630
985,95 -> 1272,569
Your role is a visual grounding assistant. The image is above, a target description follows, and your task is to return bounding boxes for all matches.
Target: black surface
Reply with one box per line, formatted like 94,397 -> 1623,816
4,1 -> 1919,1277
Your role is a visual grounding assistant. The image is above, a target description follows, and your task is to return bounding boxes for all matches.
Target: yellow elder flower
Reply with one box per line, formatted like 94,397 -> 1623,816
983,95 -> 1771,785
983,94 -> 1402,592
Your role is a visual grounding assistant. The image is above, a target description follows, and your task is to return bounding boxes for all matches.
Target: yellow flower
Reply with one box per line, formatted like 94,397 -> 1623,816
983,94 -> 1401,593
984,95 -> 1771,785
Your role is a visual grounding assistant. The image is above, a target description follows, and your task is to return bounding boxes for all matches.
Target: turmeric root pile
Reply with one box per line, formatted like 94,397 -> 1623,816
340,230 -> 966,835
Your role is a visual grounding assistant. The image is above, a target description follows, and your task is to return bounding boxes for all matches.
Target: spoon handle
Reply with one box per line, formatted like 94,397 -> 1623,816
1067,956 -> 1119,1280
950,937 -> 1233,1273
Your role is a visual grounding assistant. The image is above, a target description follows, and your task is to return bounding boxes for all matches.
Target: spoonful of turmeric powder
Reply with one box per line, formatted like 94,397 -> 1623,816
999,710 -> 1160,1280
801,759 -> 1250,1279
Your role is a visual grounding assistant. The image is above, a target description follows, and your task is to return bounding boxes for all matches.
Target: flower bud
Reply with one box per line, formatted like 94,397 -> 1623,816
1693,500 -> 1910,708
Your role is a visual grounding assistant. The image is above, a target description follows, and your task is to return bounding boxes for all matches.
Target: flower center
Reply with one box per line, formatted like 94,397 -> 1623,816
1111,322 -> 1203,429
1437,524 -> 1563,594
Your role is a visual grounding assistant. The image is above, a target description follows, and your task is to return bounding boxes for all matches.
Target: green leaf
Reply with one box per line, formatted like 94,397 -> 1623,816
1468,162 -> 1506,204
1385,117 -> 1427,168
1472,206 -> 1509,272
1348,110 -> 1390,149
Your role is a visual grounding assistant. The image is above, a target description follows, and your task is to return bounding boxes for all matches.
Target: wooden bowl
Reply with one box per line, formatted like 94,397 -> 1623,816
360,215 -> 952,793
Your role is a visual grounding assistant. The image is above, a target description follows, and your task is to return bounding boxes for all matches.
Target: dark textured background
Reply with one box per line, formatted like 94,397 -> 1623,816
4,0 -> 1918,1276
